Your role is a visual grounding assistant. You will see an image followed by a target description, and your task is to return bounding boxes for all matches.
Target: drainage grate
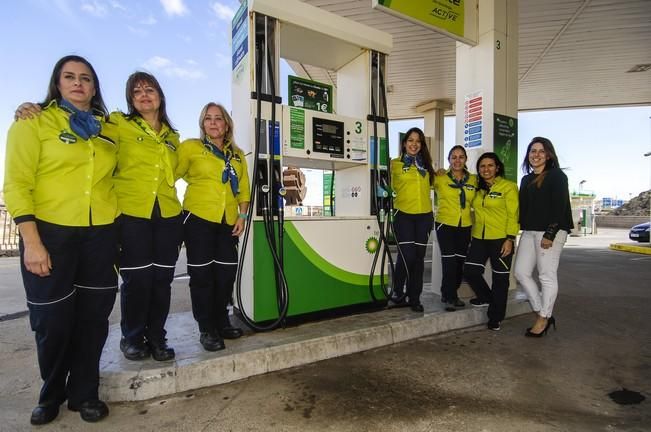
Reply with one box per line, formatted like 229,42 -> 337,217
608,388 -> 646,405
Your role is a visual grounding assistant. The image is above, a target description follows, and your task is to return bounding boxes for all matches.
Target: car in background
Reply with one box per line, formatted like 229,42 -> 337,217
629,222 -> 650,242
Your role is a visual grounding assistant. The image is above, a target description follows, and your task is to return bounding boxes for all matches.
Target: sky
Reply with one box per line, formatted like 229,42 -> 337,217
1,0 -> 650,206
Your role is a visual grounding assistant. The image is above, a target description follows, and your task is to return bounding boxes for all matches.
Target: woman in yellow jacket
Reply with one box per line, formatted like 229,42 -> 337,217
15,72 -> 183,362
176,103 -> 250,351
463,152 -> 519,330
433,145 -> 478,311
390,127 -> 435,312
112,72 -> 183,362
5,55 -> 117,425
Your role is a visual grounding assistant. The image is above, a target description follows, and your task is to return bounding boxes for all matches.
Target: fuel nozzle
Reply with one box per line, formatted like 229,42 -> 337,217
379,177 -> 397,198
376,184 -> 389,198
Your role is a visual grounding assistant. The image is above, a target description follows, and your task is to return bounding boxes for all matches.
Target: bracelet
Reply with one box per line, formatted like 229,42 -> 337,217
238,213 -> 249,220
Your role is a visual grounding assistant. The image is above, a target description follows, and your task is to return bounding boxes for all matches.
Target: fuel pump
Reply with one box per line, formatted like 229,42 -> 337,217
231,0 -> 393,328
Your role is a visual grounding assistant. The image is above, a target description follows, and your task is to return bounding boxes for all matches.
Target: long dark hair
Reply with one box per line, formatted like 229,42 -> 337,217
522,136 -> 560,188
476,152 -> 505,191
125,71 -> 174,129
400,127 -> 435,184
447,144 -> 469,171
43,55 -> 108,118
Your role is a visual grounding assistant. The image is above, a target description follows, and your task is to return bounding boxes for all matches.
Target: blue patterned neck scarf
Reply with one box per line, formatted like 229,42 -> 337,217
59,98 -> 100,140
447,171 -> 470,209
402,154 -> 427,177
203,138 -> 239,196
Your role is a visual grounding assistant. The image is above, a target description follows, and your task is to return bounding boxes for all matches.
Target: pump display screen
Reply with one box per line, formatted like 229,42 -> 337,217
312,117 -> 344,156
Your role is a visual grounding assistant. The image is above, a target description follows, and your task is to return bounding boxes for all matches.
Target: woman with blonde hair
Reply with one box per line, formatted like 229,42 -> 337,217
177,103 -> 250,351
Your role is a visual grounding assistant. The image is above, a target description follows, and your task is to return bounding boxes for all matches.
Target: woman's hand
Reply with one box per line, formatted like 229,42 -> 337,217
540,237 -> 553,249
15,102 -> 41,120
23,242 -> 52,277
18,221 -> 52,276
435,168 -> 446,176
232,218 -> 245,236
500,239 -> 513,257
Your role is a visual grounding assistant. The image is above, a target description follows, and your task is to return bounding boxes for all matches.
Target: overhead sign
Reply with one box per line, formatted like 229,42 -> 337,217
288,76 -> 333,113
372,0 -> 477,46
231,2 -> 248,71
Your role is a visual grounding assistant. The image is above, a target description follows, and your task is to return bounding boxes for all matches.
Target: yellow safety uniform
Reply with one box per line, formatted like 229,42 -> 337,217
4,100 -> 118,226
390,158 -> 432,214
110,112 -> 181,218
176,139 -> 251,225
471,176 -> 519,240
433,170 -> 478,227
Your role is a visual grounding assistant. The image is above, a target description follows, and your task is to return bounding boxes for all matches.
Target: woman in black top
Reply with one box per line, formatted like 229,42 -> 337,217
514,137 -> 573,337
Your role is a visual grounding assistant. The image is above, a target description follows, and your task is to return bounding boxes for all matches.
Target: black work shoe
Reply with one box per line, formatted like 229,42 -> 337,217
68,400 -> 109,423
390,292 -> 406,304
200,332 -> 226,352
147,340 -> 175,361
470,298 -> 489,307
218,325 -> 244,340
30,405 -> 59,425
119,338 -> 150,361
487,321 -> 501,331
450,298 -> 465,308
410,303 -> 424,313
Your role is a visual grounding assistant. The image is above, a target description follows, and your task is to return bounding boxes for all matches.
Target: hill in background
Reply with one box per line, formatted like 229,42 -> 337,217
611,190 -> 651,216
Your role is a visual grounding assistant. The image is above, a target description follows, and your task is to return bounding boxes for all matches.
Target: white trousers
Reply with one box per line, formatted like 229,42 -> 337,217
514,230 -> 568,318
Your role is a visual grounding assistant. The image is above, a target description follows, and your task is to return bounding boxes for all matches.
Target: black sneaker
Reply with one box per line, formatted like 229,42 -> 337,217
200,332 -> 226,351
147,339 -> 175,361
119,338 -> 150,361
487,321 -> 501,331
30,405 -> 60,425
451,298 -> 465,307
68,400 -> 109,423
409,303 -> 424,313
390,292 -> 407,305
470,298 -> 489,307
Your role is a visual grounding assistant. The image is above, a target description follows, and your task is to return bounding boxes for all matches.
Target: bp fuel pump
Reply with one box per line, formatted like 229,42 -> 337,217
231,0 -> 394,328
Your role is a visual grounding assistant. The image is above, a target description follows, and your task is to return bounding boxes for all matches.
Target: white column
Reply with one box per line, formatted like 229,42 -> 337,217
416,100 -> 452,171
455,0 -> 518,171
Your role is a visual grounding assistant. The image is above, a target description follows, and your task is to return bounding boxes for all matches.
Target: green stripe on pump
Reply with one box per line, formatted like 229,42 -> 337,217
284,222 -> 382,286
252,221 -> 385,321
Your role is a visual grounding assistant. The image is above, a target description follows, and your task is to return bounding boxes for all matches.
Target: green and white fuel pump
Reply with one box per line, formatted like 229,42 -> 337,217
231,0 -> 395,329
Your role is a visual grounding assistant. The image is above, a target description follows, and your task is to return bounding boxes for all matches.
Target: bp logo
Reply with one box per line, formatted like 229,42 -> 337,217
365,236 -> 379,254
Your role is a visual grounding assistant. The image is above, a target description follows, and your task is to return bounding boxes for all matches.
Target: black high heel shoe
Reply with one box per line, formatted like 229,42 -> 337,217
525,316 -> 556,337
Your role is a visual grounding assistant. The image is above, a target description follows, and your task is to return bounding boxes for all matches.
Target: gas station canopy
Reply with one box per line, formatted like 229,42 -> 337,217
290,0 -> 651,119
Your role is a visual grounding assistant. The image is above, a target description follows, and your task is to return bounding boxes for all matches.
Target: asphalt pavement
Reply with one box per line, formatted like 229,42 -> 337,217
0,228 -> 649,431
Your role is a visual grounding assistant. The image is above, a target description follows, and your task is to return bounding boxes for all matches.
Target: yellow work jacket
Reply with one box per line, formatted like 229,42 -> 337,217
471,176 -> 520,240
110,112 -> 182,218
176,139 -> 251,225
4,101 -> 118,227
433,170 -> 478,227
390,158 -> 433,214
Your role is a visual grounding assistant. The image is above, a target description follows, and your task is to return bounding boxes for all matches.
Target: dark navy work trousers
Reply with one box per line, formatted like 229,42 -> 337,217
21,221 -> 117,408
464,237 -> 513,323
393,211 -> 434,306
183,212 -> 239,332
435,222 -> 471,302
118,203 -> 183,345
